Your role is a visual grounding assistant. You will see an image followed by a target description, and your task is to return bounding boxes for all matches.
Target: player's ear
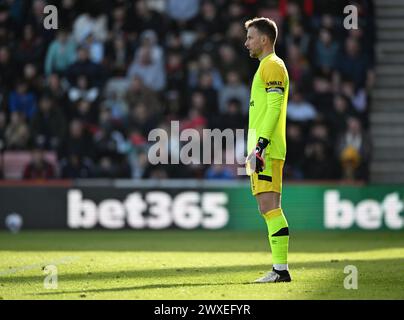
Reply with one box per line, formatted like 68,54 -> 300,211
261,34 -> 269,46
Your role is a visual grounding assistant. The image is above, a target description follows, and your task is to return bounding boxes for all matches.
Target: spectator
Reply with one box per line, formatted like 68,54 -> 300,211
337,117 -> 370,180
286,43 -> 310,85
185,91 -> 208,124
303,139 -> 339,180
302,122 -> 339,179
69,99 -> 98,126
166,31 -> 186,53
143,164 -> 171,179
310,72 -> 334,114
166,0 -> 200,24
81,32 -> 104,64
61,119 -> 94,159
166,51 -> 186,93
285,123 -> 305,179
102,91 -> 128,123
287,90 -> 317,123
8,81 -> 37,120
326,94 -> 354,139
93,122 -> 128,161
126,0 -> 166,41
0,46 -> 16,91
44,29 -> 76,76
139,29 -> 164,62
165,89 -> 183,116
219,71 -> 250,115
282,1 -> 311,36
285,23 -> 310,57
129,148 -> 149,179
225,21 -> 247,55
340,78 -> 367,120
5,111 -> 30,149
336,37 -> 369,89
73,11 -> 108,44
0,111 -> 6,150
60,152 -> 93,178
108,5 -> 126,36
217,43 -> 250,83
104,33 -> 131,76
124,76 -> 161,114
194,71 -> 219,114
16,24 -> 44,66
188,53 -> 223,91
127,45 -> 166,92
23,63 -> 42,96
68,75 -> 99,103
66,46 -> 105,88
193,1 -> 224,38
58,0 -> 77,29
22,148 -> 56,180
346,2 -> 375,65
30,95 -> 66,150
127,102 -> 159,137
93,155 -> 130,178
26,0 -> 53,42
43,74 -> 68,114
314,28 -> 339,71
205,164 -> 235,180
0,1 -> 15,38
225,2 -> 246,25
213,98 -> 245,131
181,103 -> 207,132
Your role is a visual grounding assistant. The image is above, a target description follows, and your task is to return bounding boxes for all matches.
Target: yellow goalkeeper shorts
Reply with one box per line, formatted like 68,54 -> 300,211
250,158 -> 284,196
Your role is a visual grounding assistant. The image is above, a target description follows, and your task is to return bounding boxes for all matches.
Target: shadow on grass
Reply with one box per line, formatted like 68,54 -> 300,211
0,257 -> 399,299
5,257 -> 404,286
32,281 -> 255,296
2,263 -> 271,284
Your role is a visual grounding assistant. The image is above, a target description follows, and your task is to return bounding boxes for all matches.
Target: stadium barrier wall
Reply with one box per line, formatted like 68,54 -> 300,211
1,180 -> 404,231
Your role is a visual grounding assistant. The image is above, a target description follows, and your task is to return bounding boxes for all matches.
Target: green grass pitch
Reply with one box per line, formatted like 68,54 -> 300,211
0,230 -> 404,300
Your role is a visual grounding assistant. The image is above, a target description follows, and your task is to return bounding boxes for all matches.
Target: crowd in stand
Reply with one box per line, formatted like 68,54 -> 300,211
0,0 -> 375,181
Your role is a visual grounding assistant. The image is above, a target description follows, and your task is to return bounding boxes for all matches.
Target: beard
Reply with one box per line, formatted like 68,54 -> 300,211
249,48 -> 261,58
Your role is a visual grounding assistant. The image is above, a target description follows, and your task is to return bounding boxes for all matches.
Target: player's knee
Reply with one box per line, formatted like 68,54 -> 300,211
257,192 -> 281,214
259,202 -> 280,214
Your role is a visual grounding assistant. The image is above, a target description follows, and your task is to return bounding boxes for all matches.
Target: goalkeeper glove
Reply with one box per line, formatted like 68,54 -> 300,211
246,137 -> 269,174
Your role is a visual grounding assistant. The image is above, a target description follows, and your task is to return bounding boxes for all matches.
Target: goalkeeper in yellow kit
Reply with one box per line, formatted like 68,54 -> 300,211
244,17 -> 291,282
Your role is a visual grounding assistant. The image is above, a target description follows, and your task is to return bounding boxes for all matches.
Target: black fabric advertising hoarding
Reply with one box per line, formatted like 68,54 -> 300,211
0,187 -> 67,229
0,186 -> 229,230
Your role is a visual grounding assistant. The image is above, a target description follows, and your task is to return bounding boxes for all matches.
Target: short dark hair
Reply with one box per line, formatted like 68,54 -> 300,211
245,17 -> 278,44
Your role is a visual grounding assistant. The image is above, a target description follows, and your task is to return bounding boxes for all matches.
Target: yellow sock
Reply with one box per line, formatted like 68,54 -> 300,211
262,208 -> 289,267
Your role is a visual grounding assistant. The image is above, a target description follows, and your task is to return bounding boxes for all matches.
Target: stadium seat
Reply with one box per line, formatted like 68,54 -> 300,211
2,151 -> 59,179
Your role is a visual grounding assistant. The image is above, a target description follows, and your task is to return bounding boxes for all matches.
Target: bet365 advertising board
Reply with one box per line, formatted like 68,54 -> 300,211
0,182 -> 403,231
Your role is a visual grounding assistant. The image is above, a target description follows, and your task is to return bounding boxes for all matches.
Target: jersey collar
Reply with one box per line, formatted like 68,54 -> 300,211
260,52 -> 275,63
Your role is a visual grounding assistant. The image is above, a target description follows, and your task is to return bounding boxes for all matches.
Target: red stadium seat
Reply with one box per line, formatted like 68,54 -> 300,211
2,151 -> 59,179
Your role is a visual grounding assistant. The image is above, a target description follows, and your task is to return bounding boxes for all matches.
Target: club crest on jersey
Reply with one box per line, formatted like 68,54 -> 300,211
249,100 -> 254,107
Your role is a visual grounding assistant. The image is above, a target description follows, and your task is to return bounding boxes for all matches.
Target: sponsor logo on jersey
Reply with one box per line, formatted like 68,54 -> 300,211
267,81 -> 283,86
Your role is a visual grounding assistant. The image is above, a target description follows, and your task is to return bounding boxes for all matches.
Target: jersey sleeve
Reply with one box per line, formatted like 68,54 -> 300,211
258,60 -> 286,142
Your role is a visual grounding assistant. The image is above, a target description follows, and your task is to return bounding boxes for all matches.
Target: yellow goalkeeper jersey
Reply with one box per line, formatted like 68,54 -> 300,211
247,52 -> 289,160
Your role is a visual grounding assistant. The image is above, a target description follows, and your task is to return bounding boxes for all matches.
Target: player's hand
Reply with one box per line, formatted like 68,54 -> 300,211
246,149 -> 265,173
246,137 -> 269,174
